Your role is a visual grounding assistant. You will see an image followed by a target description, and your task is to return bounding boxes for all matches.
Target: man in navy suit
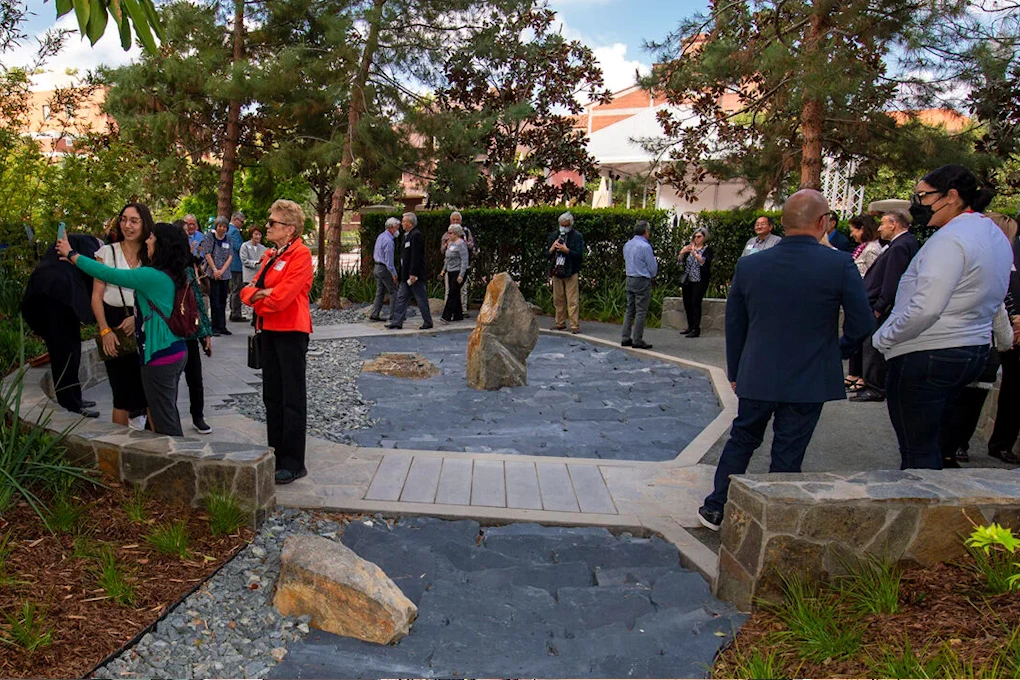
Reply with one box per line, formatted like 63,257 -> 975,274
698,189 -> 874,531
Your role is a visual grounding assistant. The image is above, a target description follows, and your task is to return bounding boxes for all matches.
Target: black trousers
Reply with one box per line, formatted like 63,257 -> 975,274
442,272 -> 464,321
990,348 -> 1020,456
184,338 -> 204,421
209,279 -> 229,331
262,331 -> 309,473
848,348 -> 863,378
938,386 -> 989,459
41,307 -> 83,411
861,314 -> 887,392
682,279 -> 707,331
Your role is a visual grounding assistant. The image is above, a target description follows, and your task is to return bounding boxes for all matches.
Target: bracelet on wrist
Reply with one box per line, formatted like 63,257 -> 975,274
99,327 -> 112,337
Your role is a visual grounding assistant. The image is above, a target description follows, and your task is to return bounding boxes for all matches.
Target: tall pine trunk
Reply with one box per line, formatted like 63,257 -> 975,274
321,0 -> 387,309
798,10 -> 826,190
217,0 -> 245,218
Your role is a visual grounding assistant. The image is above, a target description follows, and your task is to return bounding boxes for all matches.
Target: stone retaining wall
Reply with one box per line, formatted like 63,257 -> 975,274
716,470 -> 1020,610
5,359 -> 276,527
661,297 -> 726,331
41,340 -> 105,400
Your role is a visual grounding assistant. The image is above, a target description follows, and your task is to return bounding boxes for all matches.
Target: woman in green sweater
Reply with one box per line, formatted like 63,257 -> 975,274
58,224 -> 193,436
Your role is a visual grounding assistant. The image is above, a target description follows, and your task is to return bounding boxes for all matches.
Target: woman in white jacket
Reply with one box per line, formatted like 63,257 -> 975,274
239,227 -> 268,284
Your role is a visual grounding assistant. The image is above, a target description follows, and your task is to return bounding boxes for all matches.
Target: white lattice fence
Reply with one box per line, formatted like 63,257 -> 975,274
822,158 -> 865,215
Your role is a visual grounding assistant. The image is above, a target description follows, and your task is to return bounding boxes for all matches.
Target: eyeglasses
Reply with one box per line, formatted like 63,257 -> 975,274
120,216 -> 142,226
266,219 -> 293,229
912,189 -> 941,202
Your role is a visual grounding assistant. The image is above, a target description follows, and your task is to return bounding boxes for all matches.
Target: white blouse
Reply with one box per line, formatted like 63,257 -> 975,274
96,243 -> 139,308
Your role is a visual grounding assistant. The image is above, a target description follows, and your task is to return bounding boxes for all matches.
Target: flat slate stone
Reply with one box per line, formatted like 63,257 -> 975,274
275,518 -> 741,679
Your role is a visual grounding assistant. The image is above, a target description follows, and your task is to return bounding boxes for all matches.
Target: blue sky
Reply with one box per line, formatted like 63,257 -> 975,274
7,0 -> 709,92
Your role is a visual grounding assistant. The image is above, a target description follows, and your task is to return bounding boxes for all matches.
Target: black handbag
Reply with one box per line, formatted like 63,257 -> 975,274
247,324 -> 262,370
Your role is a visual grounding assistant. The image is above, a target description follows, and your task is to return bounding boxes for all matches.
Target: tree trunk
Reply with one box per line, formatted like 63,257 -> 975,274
798,10 -> 827,190
216,0 -> 245,217
320,0 -> 387,309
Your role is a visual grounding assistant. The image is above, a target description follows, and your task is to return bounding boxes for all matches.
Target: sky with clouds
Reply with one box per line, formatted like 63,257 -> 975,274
6,0 -> 709,93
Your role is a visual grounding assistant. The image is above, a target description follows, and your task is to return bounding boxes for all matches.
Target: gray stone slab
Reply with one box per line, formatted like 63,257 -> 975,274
471,459 -> 506,507
569,464 -> 617,514
435,458 -> 472,505
505,461 -> 543,510
399,457 -> 442,504
537,462 -> 580,512
363,454 -> 412,501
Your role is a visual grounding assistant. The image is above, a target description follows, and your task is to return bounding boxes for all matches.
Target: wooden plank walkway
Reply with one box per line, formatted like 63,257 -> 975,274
361,454 -> 618,515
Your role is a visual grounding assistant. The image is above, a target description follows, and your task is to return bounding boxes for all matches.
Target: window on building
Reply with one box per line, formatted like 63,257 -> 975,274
42,105 -> 50,120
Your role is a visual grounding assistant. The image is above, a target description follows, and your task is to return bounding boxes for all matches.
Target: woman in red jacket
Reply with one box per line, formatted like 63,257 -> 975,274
240,199 -> 313,484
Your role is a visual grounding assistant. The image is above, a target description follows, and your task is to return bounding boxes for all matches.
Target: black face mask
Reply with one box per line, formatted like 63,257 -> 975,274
909,195 -> 935,227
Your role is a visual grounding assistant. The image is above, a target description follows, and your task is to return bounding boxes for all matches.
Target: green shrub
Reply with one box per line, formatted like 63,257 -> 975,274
146,520 -> 190,558
90,545 -> 136,606
965,523 -> 1020,594
768,576 -> 862,663
836,555 -> 902,615
726,648 -> 793,680
1,601 -> 53,652
122,486 -> 147,524
205,489 -> 249,536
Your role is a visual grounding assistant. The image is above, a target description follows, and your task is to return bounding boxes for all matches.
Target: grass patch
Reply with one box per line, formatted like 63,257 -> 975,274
967,544 -> 1020,595
836,554 -> 902,615
205,489 -> 249,536
1,601 -> 54,653
767,576 -> 862,663
146,520 -> 191,558
90,545 -> 136,607
122,486 -> 147,523
71,532 -> 102,560
726,647 -> 793,679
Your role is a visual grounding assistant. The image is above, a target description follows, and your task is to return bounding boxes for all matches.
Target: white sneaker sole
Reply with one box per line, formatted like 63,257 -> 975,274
698,513 -> 721,532
193,425 -> 212,435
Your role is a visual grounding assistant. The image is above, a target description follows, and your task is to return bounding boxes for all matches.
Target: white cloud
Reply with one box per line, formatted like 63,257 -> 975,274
0,13 -> 140,91
593,42 -> 650,94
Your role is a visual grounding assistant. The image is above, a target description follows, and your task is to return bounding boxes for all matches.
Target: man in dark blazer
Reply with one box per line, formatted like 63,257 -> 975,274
850,210 -> 920,402
825,212 -> 854,252
21,232 -> 103,417
698,189 -> 873,531
386,212 -> 434,330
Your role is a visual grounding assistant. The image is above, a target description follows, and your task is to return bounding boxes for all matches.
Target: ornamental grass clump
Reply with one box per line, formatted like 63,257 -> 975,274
205,489 -> 249,536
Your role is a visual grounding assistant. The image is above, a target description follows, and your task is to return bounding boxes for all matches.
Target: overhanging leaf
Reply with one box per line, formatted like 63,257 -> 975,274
85,0 -> 108,46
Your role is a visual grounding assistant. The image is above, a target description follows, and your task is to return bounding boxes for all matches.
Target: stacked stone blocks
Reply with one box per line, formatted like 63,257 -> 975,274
717,470 -> 1020,611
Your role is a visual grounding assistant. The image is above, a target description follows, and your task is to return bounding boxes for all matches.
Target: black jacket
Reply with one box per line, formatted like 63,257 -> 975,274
681,246 -> 713,286
546,228 -> 585,278
399,226 -> 427,280
863,231 -> 920,316
21,233 -> 103,335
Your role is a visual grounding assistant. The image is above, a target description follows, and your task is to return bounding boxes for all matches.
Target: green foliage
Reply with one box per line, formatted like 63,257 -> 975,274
362,208 -> 676,300
205,489 -> 249,536
0,531 -> 14,586
965,523 -> 1020,594
90,545 -> 136,606
122,486 -> 147,524
726,648 -> 792,680
836,555 -> 902,615
45,493 -> 85,535
146,520 -> 190,558
767,576 -> 862,663
0,334 -> 95,530
1,601 -> 53,653
53,0 -> 164,52
71,532 -> 102,560
867,637 -> 942,679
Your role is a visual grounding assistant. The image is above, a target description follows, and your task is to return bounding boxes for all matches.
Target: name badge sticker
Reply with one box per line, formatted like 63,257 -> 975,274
273,260 -> 287,272
221,242 -> 230,249
404,241 -> 411,247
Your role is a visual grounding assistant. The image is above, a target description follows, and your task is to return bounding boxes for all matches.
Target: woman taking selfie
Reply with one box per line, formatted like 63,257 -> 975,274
58,222 -> 193,436
92,203 -> 152,429
241,199 -> 314,485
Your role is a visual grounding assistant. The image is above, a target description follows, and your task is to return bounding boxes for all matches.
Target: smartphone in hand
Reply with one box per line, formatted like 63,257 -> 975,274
57,222 -> 66,241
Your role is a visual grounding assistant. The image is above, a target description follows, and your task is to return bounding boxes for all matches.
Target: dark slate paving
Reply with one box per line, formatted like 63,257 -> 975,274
347,332 -> 720,461
270,518 -> 746,679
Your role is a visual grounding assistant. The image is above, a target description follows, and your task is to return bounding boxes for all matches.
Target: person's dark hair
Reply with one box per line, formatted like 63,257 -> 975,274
149,222 -> 192,289
756,215 -> 774,227
634,220 -> 650,237
249,226 -> 263,237
921,164 -> 995,212
848,214 -> 878,242
172,219 -> 185,229
114,202 -> 155,264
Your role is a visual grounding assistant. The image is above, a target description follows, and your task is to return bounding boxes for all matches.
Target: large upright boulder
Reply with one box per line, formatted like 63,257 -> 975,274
274,535 -> 417,644
467,273 -> 539,390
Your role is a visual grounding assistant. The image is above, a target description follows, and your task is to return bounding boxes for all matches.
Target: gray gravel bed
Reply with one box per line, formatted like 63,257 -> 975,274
96,509 -> 351,679
226,339 -> 374,444
309,304 -> 367,326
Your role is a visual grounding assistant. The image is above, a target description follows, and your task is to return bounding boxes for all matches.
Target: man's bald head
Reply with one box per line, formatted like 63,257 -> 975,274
781,189 -> 829,239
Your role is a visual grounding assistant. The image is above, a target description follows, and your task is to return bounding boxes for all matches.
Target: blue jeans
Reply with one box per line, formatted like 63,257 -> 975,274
886,345 -> 988,470
704,398 -> 824,513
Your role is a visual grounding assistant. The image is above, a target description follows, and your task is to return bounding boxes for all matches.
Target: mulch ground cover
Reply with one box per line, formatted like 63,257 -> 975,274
0,482 -> 252,679
713,562 -> 1020,678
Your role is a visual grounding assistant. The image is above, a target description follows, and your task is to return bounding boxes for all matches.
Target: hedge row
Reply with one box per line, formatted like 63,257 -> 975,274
360,207 -> 788,298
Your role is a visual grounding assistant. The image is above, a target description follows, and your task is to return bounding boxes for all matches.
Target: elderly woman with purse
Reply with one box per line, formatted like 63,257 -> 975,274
240,199 -> 314,485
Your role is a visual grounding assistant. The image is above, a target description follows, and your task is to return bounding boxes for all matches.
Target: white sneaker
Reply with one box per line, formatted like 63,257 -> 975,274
128,415 -> 147,431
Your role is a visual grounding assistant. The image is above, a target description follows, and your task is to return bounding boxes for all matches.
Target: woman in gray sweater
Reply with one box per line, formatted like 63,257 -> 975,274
440,225 -> 469,322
